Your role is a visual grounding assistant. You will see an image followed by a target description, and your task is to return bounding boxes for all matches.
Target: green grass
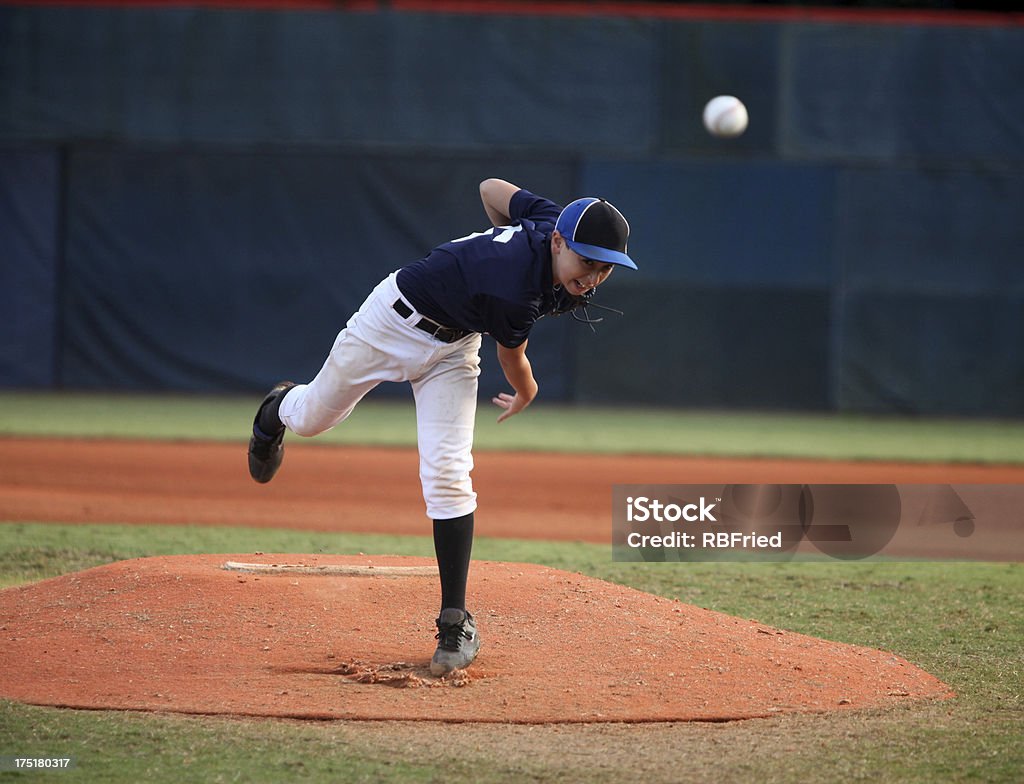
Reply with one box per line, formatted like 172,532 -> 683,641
1,522 -> 1022,783
0,703 -> 438,783
1,391 -> 1023,463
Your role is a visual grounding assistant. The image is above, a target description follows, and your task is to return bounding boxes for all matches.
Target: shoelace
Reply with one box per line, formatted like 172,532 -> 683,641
435,619 -> 472,650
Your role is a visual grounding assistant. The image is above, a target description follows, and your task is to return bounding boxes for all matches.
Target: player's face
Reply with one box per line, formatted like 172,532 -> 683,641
552,232 -> 615,296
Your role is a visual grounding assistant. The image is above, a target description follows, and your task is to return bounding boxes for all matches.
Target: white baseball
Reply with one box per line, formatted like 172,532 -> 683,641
702,95 -> 749,138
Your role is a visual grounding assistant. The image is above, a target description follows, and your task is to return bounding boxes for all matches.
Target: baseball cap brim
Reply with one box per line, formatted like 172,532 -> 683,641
563,238 -> 638,270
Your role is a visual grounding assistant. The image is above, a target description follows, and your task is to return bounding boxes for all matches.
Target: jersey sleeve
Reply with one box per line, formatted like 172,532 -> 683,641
508,189 -> 561,226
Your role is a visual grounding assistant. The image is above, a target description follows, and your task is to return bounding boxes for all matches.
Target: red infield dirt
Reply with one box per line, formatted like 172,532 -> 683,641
2,436 -> 1019,723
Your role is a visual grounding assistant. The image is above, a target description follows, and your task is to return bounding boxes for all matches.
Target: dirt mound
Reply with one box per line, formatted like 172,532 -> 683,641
0,554 -> 953,723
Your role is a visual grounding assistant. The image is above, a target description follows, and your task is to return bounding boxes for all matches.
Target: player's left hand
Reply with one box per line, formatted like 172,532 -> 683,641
492,392 -> 530,423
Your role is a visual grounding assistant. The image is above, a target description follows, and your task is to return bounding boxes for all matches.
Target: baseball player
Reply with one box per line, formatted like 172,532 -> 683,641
247,178 -> 637,675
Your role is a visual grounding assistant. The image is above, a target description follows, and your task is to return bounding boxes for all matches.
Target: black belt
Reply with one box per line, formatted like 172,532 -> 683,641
393,300 -> 470,344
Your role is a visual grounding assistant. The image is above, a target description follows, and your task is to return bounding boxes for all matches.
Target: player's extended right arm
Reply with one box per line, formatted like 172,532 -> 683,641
493,340 -> 538,423
479,179 -> 520,227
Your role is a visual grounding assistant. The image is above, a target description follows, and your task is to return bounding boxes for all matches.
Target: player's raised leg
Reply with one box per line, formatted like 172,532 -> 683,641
247,272 -> 425,483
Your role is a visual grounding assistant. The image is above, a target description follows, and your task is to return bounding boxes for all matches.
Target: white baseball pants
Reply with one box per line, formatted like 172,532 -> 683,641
277,272 -> 482,520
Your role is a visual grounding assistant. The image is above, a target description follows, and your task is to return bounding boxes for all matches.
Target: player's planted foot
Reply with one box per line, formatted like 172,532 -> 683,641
430,608 -> 480,676
247,381 -> 296,484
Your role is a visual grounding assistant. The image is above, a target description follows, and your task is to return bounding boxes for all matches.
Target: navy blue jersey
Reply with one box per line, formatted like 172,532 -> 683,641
396,189 -> 561,348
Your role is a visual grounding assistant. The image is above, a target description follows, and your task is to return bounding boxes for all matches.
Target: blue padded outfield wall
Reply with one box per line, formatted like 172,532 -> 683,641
1,4 -> 1022,415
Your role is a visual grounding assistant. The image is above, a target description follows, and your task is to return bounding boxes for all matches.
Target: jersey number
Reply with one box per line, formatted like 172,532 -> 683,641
451,225 -> 522,244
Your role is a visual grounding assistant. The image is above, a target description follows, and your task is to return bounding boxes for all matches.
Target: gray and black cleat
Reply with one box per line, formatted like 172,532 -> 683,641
430,608 -> 481,676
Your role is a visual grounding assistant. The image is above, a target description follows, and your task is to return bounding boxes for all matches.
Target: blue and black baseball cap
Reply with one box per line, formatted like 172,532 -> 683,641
555,197 -> 637,270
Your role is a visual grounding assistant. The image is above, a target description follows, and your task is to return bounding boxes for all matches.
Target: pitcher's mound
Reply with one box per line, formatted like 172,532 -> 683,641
0,555 -> 951,723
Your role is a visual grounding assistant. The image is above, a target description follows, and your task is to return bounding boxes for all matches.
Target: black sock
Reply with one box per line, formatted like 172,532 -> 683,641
432,512 -> 474,613
256,390 -> 288,437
